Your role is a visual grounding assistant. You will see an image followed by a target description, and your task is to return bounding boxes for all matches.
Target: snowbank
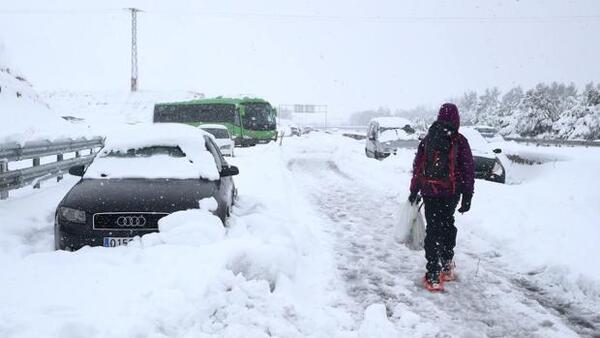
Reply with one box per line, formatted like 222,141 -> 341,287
0,41 -> 91,144
41,90 -> 204,130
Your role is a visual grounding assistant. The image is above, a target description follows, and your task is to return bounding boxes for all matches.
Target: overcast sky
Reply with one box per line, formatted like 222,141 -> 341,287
1,0 -> 599,119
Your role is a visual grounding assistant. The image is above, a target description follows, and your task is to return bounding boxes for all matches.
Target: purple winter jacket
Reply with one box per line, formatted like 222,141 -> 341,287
409,104 -> 475,198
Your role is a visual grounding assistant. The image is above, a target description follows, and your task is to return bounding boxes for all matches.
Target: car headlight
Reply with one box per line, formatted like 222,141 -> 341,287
59,207 -> 86,224
492,161 -> 504,176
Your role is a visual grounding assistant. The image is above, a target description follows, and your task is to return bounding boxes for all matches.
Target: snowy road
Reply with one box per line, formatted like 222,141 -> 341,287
286,137 -> 600,338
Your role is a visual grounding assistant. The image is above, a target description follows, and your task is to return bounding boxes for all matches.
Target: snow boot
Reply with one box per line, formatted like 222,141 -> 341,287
442,261 -> 457,282
423,272 -> 444,292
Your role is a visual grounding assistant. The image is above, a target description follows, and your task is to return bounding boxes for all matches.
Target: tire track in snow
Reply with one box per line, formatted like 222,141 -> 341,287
288,156 -> 596,337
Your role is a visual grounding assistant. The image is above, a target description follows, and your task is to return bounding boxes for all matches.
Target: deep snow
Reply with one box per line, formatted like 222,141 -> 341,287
1,130 -> 599,337
0,57 -> 89,144
283,132 -> 600,337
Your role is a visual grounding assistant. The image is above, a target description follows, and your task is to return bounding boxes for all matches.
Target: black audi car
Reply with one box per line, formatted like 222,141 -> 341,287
55,124 -> 238,250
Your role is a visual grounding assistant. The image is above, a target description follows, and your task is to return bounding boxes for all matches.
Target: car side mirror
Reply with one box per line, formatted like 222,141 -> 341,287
220,165 -> 239,177
69,165 -> 85,177
493,148 -> 502,154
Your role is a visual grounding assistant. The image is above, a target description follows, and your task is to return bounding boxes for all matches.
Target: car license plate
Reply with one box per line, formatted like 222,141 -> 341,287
103,237 -> 133,247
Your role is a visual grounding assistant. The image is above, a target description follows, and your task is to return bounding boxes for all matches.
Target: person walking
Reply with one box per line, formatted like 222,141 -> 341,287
408,103 -> 475,292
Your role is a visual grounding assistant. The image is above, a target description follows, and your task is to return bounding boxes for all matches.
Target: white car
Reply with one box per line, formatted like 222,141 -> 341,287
365,117 -> 417,159
198,124 -> 235,157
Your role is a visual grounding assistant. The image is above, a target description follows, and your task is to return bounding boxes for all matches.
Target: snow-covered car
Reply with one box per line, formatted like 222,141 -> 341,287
54,124 -> 238,250
461,127 -> 507,184
365,117 -> 418,159
289,126 -> 301,136
198,124 -> 235,157
473,125 -> 500,139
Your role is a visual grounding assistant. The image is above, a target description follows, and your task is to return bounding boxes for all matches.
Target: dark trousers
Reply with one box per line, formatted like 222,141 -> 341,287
423,195 -> 460,275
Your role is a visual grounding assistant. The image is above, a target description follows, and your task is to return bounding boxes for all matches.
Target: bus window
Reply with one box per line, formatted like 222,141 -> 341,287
242,103 -> 276,131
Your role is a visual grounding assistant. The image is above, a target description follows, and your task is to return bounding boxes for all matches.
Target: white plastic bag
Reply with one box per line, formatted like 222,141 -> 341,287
394,200 -> 426,251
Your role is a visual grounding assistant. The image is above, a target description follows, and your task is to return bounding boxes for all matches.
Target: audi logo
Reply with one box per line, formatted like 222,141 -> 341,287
116,215 -> 147,227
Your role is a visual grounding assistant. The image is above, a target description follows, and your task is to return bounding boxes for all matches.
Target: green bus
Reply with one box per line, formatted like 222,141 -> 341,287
153,97 -> 278,146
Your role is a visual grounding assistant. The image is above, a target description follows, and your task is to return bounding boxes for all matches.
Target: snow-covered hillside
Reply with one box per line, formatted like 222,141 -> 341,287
42,90 -> 204,130
0,42 -> 87,144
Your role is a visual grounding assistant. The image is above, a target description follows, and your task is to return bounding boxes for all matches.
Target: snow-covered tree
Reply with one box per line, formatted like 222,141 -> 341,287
474,88 -> 501,126
389,82 -> 599,140
457,91 -> 478,124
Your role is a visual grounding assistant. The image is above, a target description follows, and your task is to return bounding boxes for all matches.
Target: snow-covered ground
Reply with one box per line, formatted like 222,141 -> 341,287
1,129 -> 599,337
41,90 -> 204,133
0,45 -> 89,144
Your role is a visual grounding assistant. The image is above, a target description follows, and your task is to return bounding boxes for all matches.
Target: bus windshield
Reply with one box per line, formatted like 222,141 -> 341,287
154,104 -> 237,124
242,103 -> 276,131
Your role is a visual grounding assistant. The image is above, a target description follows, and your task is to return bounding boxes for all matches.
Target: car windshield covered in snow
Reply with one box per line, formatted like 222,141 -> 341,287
103,146 -> 186,158
378,126 -> 415,142
460,127 -> 495,155
200,128 -> 229,139
84,124 -> 221,180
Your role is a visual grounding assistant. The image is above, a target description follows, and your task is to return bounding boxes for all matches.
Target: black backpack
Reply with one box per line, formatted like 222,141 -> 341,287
421,121 -> 458,191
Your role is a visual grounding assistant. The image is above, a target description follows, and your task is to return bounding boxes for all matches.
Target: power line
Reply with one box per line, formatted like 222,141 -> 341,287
150,11 -> 600,23
0,8 -> 599,23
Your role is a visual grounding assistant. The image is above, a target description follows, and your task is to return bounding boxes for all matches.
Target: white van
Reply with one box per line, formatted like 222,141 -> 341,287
365,117 -> 417,159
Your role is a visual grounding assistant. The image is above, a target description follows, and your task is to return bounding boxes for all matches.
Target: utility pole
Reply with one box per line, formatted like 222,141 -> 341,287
126,8 -> 142,92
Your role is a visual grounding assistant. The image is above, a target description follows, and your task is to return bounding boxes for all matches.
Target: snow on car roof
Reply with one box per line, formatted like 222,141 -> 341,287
460,127 -> 494,156
86,123 -> 220,180
370,117 -> 413,128
198,124 -> 228,130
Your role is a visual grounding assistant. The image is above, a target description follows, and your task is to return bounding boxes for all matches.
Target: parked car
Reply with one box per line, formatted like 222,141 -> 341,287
461,127 -> 507,184
198,124 -> 235,157
365,117 -> 418,159
54,124 -> 238,250
289,126 -> 301,136
473,125 -> 500,139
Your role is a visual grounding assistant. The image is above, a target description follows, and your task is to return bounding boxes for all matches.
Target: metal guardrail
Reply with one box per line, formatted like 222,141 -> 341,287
0,137 -> 104,200
504,137 -> 600,147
